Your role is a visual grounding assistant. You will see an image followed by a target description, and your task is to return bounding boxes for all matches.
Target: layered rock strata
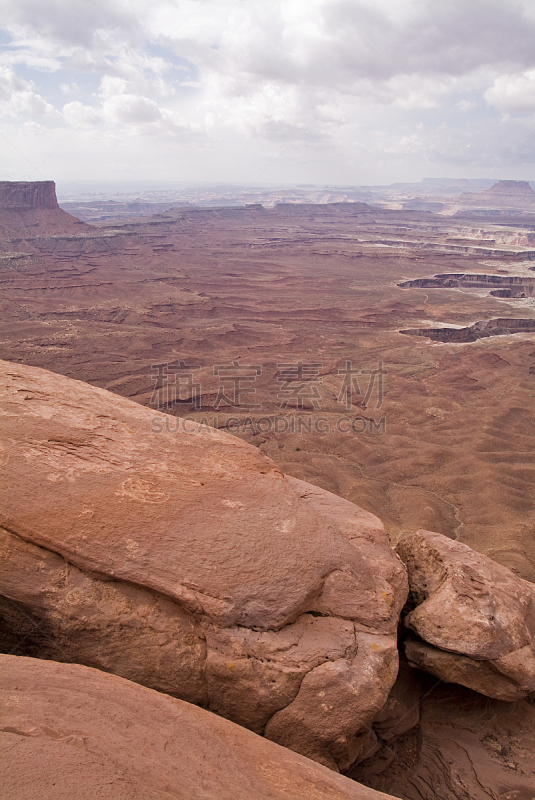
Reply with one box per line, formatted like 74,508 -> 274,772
399,273 -> 535,293
401,317 -> 535,343
458,179 -> 535,208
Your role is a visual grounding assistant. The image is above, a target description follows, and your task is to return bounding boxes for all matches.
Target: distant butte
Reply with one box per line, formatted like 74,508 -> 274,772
458,179 -> 535,207
0,180 -> 90,238
0,180 -> 59,210
484,180 -> 535,196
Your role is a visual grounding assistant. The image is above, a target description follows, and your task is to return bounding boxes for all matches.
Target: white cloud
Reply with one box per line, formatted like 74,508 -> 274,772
457,99 -> 476,112
0,0 -> 140,48
485,70 -> 535,112
1,0 -> 535,182
60,81 -> 80,95
62,100 -> 101,125
0,64 -> 60,119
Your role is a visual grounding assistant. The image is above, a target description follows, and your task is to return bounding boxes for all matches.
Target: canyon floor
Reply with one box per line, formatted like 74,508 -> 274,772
2,200 -> 534,582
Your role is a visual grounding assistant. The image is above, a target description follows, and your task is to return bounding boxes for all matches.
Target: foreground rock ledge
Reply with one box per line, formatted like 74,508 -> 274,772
0,655 -> 398,800
0,360 -> 408,771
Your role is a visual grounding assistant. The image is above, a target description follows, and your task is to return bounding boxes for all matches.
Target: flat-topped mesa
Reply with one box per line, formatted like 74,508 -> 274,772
456,179 -> 535,210
0,180 -> 95,239
484,180 -> 535,196
0,180 -> 59,210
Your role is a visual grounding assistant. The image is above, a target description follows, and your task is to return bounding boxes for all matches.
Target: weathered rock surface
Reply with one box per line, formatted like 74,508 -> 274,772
397,530 -> 535,700
0,654 -> 399,800
0,359 -> 407,771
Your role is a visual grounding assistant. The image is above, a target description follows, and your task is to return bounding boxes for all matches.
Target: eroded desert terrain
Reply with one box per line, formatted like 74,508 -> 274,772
2,180 -> 535,800
2,185 -> 535,581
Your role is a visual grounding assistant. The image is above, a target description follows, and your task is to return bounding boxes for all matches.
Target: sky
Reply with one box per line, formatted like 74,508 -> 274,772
1,0 -> 535,187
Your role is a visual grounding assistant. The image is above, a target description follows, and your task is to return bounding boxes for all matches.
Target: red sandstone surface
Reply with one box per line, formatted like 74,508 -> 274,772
1,655 -> 398,800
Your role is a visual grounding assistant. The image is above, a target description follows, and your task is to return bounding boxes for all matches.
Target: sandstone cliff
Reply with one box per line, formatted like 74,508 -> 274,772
401,317 -> 535,342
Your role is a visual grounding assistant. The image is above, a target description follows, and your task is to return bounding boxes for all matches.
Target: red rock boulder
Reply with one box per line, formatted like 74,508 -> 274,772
397,530 -> 535,700
0,360 -> 408,771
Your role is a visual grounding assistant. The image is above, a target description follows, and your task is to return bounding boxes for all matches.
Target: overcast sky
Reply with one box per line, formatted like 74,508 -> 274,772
1,0 -> 535,187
